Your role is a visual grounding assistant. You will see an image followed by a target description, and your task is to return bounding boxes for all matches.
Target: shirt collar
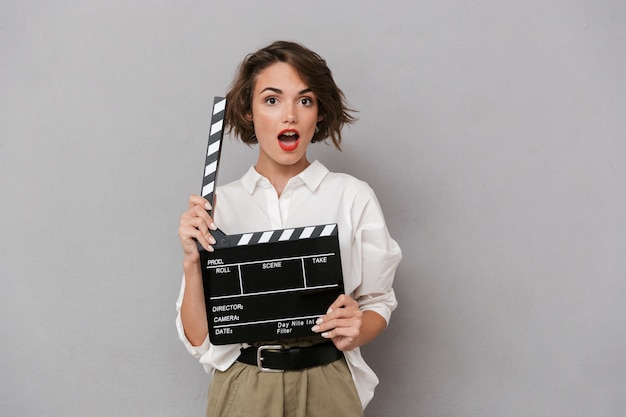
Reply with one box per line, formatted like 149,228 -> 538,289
240,160 -> 329,194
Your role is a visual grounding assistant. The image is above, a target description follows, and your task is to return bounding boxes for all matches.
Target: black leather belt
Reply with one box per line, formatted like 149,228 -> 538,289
237,342 -> 343,372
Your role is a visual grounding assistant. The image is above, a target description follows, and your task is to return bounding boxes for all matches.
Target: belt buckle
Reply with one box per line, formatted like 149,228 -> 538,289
256,345 -> 284,373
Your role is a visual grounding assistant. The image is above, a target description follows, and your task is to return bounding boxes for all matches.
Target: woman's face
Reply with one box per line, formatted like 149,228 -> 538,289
248,62 -> 322,175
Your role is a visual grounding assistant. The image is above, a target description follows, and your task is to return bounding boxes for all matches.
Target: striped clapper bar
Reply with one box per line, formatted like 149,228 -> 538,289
197,97 -> 344,345
199,96 -> 226,212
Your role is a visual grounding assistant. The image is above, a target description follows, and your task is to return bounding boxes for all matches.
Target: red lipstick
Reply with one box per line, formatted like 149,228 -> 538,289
277,129 -> 300,152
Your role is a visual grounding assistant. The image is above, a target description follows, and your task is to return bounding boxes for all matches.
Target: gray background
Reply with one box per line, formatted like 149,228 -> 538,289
1,1 -> 625,416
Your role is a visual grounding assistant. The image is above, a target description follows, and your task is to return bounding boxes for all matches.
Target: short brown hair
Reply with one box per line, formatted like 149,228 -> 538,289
225,41 -> 356,150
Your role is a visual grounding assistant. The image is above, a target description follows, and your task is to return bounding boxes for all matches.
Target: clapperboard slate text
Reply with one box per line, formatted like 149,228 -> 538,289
198,97 -> 344,345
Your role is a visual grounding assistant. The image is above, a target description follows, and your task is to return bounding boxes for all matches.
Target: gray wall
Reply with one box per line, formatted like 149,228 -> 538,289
1,1 -> 625,416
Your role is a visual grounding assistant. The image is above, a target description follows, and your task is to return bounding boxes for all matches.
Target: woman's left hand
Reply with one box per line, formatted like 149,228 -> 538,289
312,294 -> 363,351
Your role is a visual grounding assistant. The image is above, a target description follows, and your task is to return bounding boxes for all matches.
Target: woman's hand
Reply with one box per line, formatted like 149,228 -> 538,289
178,195 -> 218,260
312,294 -> 363,351
312,294 -> 388,352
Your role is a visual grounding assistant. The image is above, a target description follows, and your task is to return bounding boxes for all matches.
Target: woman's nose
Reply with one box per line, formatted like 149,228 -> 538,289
284,105 -> 297,123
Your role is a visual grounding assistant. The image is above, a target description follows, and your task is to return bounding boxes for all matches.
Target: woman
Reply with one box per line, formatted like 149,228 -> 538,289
177,40 -> 401,417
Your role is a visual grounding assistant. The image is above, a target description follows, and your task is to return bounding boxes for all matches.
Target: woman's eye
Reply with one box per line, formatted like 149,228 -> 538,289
265,97 -> 277,105
300,97 -> 312,106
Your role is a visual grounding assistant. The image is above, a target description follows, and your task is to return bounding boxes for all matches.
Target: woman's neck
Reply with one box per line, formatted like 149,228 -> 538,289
255,157 -> 310,197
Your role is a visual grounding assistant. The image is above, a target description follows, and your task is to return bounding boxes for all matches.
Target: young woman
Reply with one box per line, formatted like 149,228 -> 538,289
177,41 -> 402,417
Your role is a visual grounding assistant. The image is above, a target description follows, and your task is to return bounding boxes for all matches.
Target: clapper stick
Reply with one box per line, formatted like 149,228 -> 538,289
198,97 -> 228,248
197,96 -> 344,345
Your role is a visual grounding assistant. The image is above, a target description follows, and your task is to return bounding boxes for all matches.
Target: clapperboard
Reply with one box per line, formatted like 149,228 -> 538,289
198,97 -> 344,345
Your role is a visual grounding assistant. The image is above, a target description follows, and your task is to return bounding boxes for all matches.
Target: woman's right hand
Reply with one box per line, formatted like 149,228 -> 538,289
178,195 -> 218,260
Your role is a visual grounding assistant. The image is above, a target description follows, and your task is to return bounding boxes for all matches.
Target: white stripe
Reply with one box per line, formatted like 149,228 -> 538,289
238,233 -> 253,246
207,140 -> 221,156
210,120 -> 223,136
213,99 -> 226,115
201,182 -> 214,198
204,160 -> 217,177
206,253 -> 335,269
258,231 -> 274,243
299,227 -> 315,239
320,224 -> 336,237
212,313 -> 330,327
278,229 -> 294,241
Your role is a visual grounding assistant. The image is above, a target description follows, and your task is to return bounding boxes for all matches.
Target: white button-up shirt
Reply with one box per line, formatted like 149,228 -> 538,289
176,160 -> 401,408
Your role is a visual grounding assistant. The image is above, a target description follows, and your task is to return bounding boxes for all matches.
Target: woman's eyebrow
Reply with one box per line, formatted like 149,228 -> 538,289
259,87 -> 313,95
260,87 -> 282,94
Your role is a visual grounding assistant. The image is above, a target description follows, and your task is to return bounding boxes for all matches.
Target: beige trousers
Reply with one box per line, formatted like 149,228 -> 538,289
206,358 -> 364,417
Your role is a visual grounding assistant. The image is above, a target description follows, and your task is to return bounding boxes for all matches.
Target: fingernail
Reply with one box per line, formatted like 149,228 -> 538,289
315,317 -> 323,325
207,245 -> 214,253
209,223 -> 217,231
311,325 -> 320,332
326,307 -> 333,314
205,202 -> 212,210
321,332 -> 330,338
209,236 -> 216,245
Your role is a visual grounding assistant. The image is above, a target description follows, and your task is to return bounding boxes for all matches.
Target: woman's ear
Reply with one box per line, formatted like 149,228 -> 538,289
246,112 -> 253,121
317,114 -> 324,123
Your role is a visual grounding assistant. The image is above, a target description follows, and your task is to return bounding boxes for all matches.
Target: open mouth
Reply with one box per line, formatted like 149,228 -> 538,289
277,129 -> 300,151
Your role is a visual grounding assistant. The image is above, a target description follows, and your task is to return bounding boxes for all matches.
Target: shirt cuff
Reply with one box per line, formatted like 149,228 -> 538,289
357,289 -> 398,324
175,274 -> 210,359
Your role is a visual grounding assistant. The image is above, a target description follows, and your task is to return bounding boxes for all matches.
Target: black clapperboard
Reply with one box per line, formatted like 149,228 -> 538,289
198,97 -> 344,345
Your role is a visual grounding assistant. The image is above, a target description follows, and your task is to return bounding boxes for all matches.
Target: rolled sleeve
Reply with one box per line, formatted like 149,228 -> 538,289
351,194 -> 402,324
175,275 -> 210,359
357,290 -> 398,324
